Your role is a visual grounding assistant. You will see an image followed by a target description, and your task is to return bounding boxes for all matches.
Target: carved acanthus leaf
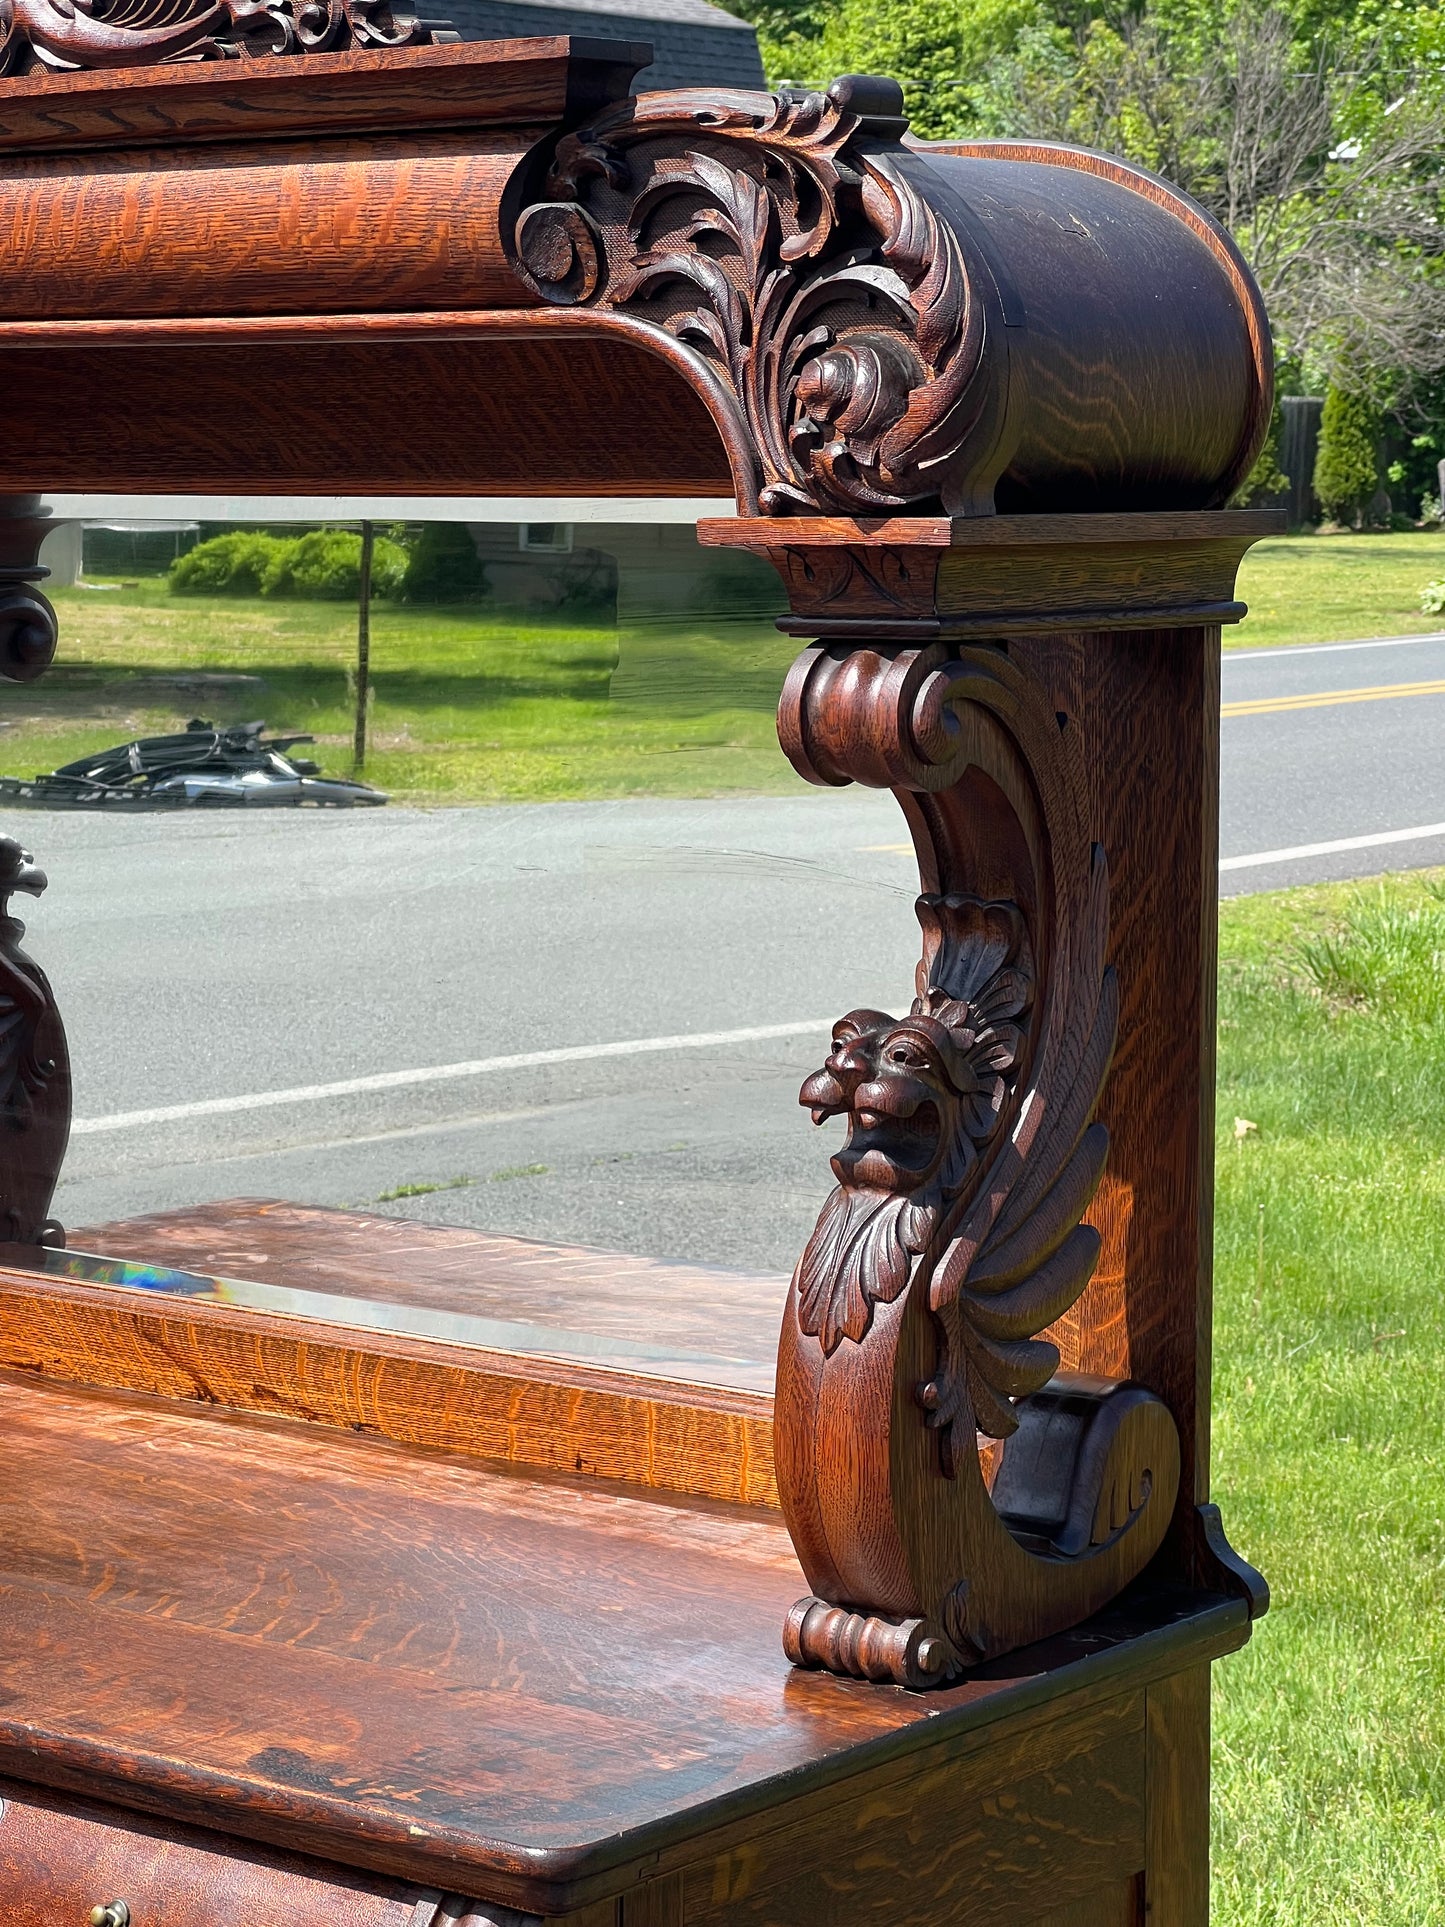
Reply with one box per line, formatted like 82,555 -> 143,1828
922,845 -> 1118,1450
511,77 -> 990,518
0,0 -> 449,75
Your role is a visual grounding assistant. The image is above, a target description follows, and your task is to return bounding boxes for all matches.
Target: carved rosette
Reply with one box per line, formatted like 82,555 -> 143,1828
774,641 -> 1180,1685
0,0 -> 448,75
510,77 -> 1001,518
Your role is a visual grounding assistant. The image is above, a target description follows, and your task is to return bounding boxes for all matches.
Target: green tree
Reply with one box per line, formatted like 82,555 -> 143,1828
401,523 -> 489,604
1314,386 -> 1382,526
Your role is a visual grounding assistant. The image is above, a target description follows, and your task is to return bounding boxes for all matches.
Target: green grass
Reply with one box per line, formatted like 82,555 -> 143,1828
1232,530 -> 1445,650
1212,869 -> 1445,1924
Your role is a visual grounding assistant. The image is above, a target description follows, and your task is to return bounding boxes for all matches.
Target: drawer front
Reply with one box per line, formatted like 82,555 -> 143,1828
0,1778 -> 441,1927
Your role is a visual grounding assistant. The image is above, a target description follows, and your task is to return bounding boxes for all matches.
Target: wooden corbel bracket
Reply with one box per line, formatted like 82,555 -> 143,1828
769,630 -> 1180,1687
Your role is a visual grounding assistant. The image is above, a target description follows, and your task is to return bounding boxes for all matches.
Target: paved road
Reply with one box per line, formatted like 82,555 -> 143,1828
1219,631 -> 1445,894
15,628 -> 1444,1262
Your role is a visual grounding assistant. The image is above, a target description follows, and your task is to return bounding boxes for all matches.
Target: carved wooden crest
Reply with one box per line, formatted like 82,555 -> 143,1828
511,77 -> 1007,519
0,0 -> 448,74
0,839 -> 69,1248
774,641 -> 1179,1685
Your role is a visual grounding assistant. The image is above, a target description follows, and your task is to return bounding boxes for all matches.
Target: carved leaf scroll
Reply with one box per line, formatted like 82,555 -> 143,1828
511,76 -> 994,518
0,0 -> 449,75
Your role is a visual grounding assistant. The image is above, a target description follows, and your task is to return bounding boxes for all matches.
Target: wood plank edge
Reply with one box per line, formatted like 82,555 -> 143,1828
0,1268 -> 778,1509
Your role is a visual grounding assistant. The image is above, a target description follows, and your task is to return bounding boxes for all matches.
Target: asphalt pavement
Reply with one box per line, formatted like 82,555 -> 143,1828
12,627 -> 1443,1264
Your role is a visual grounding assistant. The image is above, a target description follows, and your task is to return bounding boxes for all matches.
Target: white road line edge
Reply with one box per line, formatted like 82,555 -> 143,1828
1220,822 -> 1445,872
68,815 -> 1445,1133
1228,631 -> 1445,662
70,1018 -> 835,1136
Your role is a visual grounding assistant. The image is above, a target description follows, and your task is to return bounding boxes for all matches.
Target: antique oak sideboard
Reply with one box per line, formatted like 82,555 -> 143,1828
0,28 -> 1275,1927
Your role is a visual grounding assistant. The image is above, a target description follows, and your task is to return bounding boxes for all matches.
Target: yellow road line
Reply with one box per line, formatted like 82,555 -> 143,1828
1223,677 -> 1445,717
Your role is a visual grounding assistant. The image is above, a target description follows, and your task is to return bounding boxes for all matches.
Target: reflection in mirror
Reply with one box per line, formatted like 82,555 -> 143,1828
1,500 -> 923,1391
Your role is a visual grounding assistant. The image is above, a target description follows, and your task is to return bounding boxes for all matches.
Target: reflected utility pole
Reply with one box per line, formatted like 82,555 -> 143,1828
353,518 -> 374,771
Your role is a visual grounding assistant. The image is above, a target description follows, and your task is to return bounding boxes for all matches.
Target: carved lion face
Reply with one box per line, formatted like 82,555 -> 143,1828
803,1007 -> 984,1195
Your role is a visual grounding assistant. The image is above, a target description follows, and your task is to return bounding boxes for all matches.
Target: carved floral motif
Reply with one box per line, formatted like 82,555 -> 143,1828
512,77 -> 991,518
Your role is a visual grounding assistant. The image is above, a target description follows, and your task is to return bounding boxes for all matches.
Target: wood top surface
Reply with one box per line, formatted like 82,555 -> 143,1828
70,1199 -> 789,1395
0,1370 -> 1246,1910
0,38 -> 649,156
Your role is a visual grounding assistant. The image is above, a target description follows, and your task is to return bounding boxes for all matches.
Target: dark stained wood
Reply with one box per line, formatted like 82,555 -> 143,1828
0,1370 -> 1248,1914
1028,1885 -> 1141,1927
0,49 -> 1276,1922
0,494 -> 59,680
0,41 -> 646,154
1144,1668 -> 1211,1927
0,1778 -> 432,1926
0,840 -> 69,1247
678,1694 -> 1144,1926
768,632 -> 1184,1686
0,331 -> 737,498
513,83 -> 1272,519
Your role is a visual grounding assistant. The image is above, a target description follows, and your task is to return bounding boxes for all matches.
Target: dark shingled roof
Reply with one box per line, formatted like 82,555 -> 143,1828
444,0 -> 766,91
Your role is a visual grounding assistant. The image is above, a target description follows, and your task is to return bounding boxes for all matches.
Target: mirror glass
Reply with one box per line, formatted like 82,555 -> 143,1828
4,499 -> 921,1389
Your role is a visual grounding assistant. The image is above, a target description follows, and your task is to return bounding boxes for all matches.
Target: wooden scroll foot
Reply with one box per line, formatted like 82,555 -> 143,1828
0,840 -> 71,1248
773,641 -> 1181,1684
0,495 -> 59,684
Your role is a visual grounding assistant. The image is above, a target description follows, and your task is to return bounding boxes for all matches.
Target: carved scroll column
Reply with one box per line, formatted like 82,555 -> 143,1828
706,516 -> 1276,1685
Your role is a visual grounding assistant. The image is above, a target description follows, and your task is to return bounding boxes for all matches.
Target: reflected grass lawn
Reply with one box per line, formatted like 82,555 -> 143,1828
2,581 -> 800,803
1,528 -> 1441,804
1212,870 -> 1445,1924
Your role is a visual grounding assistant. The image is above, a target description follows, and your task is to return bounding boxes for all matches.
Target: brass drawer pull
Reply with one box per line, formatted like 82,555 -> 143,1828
89,1906 -> 131,1927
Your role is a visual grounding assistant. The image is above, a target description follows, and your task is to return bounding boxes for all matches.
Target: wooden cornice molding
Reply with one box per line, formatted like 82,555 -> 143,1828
0,37 -> 648,154
701,508 -> 1288,637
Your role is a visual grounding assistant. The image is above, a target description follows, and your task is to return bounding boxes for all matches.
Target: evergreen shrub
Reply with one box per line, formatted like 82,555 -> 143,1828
401,524 -> 489,603
1314,387 -> 1381,527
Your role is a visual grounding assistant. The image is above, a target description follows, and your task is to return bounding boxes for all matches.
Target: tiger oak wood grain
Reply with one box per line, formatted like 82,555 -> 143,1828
699,512 -> 1282,638
0,1372 -> 1248,1914
0,1258 -> 780,1506
1143,1668 -> 1211,1927
681,1694 -> 1144,1926
0,133 -> 533,321
1007,628 -> 1226,1587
